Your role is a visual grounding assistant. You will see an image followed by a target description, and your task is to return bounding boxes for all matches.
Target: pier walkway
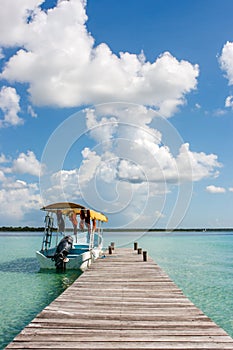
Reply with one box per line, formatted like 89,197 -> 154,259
6,247 -> 233,349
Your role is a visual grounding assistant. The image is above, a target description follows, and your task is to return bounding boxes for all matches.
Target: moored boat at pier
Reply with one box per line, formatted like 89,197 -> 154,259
36,202 -> 108,271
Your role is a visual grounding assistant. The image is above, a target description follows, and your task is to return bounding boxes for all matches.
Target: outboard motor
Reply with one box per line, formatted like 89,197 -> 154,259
53,235 -> 73,270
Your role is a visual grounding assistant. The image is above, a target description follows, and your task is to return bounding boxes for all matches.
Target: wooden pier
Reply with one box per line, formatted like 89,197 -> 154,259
6,247 -> 233,349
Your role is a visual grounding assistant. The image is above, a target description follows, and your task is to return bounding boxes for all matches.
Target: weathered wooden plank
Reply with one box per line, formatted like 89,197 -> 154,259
20,327 -> 230,337
6,247 -> 233,350
45,306 -> 200,315
48,297 -> 196,306
15,332 -> 233,343
62,291 -> 186,298
28,318 -> 227,329
6,340 -> 233,349
36,310 -> 208,320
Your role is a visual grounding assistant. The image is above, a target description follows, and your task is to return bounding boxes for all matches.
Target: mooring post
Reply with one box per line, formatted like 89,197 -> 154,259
111,242 -> 115,250
138,248 -> 142,254
108,246 -> 112,254
143,251 -> 147,261
134,242 -> 138,250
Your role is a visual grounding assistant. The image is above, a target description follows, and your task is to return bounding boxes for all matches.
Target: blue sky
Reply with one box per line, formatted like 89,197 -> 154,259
0,0 -> 233,229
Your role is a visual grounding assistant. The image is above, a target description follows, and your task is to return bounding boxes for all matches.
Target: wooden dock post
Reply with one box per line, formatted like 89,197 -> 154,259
137,247 -> 142,254
110,242 -> 115,250
108,245 -> 112,254
143,250 -> 148,261
134,242 -> 138,250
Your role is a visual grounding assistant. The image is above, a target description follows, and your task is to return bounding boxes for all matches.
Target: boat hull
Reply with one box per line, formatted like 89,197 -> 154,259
36,246 -> 102,271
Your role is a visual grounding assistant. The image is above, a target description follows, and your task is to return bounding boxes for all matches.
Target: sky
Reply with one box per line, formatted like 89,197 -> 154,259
0,0 -> 233,229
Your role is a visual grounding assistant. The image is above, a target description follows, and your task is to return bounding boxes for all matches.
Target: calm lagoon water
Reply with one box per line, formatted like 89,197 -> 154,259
1,230 -> 233,349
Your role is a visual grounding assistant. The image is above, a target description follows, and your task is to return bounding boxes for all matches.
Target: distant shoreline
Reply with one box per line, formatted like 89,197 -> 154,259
0,226 -> 232,232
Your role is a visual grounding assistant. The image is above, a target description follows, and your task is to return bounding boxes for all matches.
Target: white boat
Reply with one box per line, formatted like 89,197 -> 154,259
36,202 -> 108,271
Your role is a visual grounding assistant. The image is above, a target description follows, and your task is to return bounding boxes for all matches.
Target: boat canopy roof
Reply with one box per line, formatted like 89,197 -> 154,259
41,202 -> 108,222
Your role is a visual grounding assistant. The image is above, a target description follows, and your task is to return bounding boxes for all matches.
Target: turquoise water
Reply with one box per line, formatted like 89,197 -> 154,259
1,231 -> 233,349
0,233 -> 82,349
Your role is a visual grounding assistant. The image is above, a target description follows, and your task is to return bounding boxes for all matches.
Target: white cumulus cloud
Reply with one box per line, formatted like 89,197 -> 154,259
219,41 -> 233,109
219,41 -> 233,84
0,0 -> 199,117
0,153 -> 10,163
27,105 -> 37,118
225,95 -> 233,108
39,104 -> 222,228
0,179 -> 41,222
176,143 -> 221,182
0,150 -> 44,224
0,86 -> 24,127
0,150 -> 44,177
206,185 -> 226,194
11,150 -> 44,176
0,0 -> 43,47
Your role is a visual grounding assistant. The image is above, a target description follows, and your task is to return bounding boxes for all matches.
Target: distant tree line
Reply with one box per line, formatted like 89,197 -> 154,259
104,228 -> 233,232
0,226 -> 232,232
0,226 -> 44,232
